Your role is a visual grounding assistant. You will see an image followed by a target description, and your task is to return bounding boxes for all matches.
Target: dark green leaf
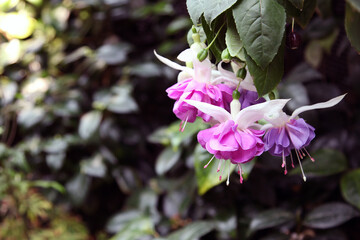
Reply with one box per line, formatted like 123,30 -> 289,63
304,202 -> 360,229
233,0 -> 286,69
245,41 -> 284,97
346,0 -> 360,12
225,14 -> 243,57
345,3 -> 360,52
66,174 -> 91,206
106,210 -> 154,237
203,0 -> 237,25
341,169 -> 360,210
201,16 -> 222,62
81,154 -> 107,178
30,180 -> 65,194
277,0 -> 316,28
290,149 -> 347,178
288,0 -> 304,9
78,110 -> 102,140
157,221 -> 215,240
96,43 -> 131,65
46,152 -> 66,171
155,146 -> 181,175
249,209 -> 295,231
186,0 -> 205,24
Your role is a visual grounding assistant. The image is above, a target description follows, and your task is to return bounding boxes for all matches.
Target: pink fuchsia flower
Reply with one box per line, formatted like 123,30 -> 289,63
154,51 -> 234,130
261,94 -> 346,180
185,98 -> 290,184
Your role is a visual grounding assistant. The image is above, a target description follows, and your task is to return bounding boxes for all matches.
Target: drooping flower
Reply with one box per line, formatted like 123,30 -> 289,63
154,51 -> 234,130
185,97 -> 290,184
262,94 -> 346,180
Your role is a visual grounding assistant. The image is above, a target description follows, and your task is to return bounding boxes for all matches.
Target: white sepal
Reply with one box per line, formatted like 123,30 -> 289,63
184,100 -> 232,123
290,94 -> 346,119
154,50 -> 194,75
235,99 -> 291,130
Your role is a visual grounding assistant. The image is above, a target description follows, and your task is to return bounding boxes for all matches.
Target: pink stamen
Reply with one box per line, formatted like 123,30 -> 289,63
204,155 -> 215,168
296,149 -> 303,159
290,152 -> 295,168
217,159 -> 223,172
282,151 -> 287,175
303,148 -> 315,162
238,164 -> 243,184
179,115 -> 189,132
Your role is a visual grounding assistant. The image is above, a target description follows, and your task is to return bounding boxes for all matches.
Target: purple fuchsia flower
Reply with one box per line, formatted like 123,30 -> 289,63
154,51 -> 235,131
261,94 -> 346,180
185,97 -> 290,184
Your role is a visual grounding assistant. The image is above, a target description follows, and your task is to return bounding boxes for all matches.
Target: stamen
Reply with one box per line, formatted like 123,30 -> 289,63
295,149 -> 307,182
282,151 -> 287,175
219,160 -> 225,181
238,164 -> 243,184
226,161 -> 230,186
217,159 -> 223,172
296,149 -> 303,159
303,148 -> 315,162
204,155 -> 215,168
180,115 -> 189,132
299,149 -> 306,157
290,152 -> 295,168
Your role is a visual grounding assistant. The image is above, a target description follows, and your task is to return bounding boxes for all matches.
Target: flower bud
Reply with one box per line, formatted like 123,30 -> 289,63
232,90 -> 240,100
236,67 -> 246,79
221,48 -> 231,63
197,49 -> 208,62
269,91 -> 276,100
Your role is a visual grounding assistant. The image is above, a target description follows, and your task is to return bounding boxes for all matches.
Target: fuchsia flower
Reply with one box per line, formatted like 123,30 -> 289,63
185,98 -> 290,184
154,51 -> 234,130
262,94 -> 346,180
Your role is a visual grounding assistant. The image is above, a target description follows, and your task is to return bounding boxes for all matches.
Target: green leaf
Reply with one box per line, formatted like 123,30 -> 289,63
201,16 -> 222,62
96,43 -> 131,65
203,0 -> 237,25
277,0 -> 316,28
106,210 -> 154,238
249,209 -> 295,232
345,3 -> 360,53
341,169 -> 360,210
148,119 -> 207,151
346,0 -> 360,12
194,144 -> 236,195
65,174 -> 91,206
78,110 -> 102,140
186,0 -> 205,24
81,154 -> 107,178
290,149 -> 347,178
155,146 -> 181,175
30,180 -> 65,194
288,0 -> 304,9
157,221 -> 215,240
233,0 -> 286,69
245,41 -> 284,97
303,202 -> 360,229
225,14 -> 243,57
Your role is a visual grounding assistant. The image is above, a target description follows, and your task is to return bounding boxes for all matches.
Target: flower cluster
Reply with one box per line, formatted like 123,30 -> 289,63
155,35 -> 345,184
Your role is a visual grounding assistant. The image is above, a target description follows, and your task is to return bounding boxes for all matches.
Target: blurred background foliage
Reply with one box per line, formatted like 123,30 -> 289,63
0,0 -> 360,239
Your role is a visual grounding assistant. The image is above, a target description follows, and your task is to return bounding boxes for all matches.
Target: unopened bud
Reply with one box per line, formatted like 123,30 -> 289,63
232,90 -> 240,100
197,49 -> 208,62
192,25 -> 197,33
221,48 -> 231,63
269,91 -> 276,100
236,68 -> 247,79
